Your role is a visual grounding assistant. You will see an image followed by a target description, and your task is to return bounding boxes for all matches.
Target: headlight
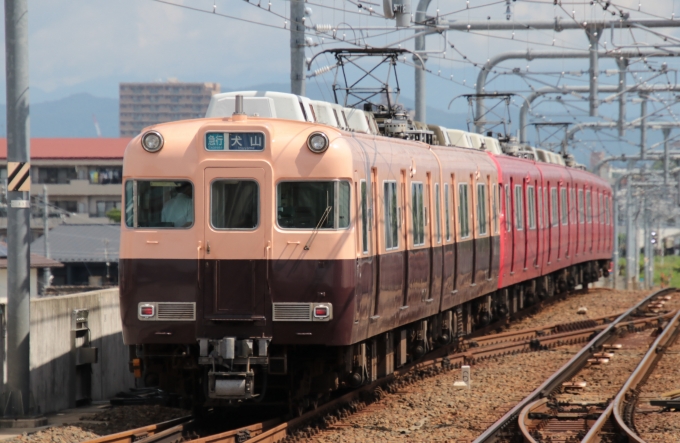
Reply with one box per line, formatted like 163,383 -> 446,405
141,131 -> 164,153
307,132 -> 329,154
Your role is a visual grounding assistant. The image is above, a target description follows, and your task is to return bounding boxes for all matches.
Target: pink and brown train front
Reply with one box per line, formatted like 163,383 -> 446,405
120,94 -> 613,408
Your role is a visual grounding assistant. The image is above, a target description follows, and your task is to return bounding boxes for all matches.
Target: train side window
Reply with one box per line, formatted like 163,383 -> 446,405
361,180 -> 368,253
384,181 -> 399,250
543,188 -> 548,229
570,188 -> 576,224
586,190 -> 592,223
477,183 -> 488,235
444,183 -> 451,241
537,186 -> 542,229
605,195 -> 610,225
578,189 -> 585,224
514,184 -> 524,231
548,187 -> 556,227
493,184 -> 499,234
212,180 -> 259,230
435,183 -> 442,244
459,183 -> 470,238
277,181 -> 350,229
561,188 -> 568,225
412,182 -> 425,246
504,184 -> 511,232
125,179 -> 194,229
599,193 -> 604,224
526,185 -> 536,230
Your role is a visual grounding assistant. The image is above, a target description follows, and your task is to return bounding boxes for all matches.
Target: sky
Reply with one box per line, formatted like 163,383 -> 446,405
1,0 -> 680,155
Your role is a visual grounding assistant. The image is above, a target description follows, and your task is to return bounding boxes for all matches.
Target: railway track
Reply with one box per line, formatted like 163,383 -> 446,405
473,287 -> 677,443
78,288 -> 674,443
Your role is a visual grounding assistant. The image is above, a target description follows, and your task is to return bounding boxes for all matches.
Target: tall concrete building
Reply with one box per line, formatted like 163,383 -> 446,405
119,80 -> 220,137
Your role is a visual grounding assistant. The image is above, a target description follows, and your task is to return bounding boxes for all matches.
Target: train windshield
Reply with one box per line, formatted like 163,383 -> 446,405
277,181 -> 350,229
211,180 -> 259,230
125,180 -> 194,228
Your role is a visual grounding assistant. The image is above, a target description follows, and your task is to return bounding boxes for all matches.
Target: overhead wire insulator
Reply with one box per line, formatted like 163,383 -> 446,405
314,24 -> 333,32
309,65 -> 333,78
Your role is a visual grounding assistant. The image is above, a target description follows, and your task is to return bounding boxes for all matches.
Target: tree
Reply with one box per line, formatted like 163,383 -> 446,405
106,207 -> 121,223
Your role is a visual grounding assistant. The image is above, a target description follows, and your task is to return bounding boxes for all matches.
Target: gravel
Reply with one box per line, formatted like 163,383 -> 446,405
506,288 -> 652,331
314,346 -> 581,442
2,405 -> 189,443
635,325 -> 680,443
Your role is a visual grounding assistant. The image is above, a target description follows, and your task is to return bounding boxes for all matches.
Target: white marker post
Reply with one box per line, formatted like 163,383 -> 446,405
453,365 -> 471,389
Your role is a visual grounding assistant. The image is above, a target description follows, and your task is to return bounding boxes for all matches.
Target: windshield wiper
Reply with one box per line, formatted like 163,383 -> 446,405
303,205 -> 332,251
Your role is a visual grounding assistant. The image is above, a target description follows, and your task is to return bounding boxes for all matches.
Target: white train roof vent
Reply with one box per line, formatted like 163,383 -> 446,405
447,129 -> 473,149
206,91 -> 315,123
344,108 -> 372,134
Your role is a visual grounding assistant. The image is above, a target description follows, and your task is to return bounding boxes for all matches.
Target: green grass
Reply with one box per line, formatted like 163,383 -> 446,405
616,254 -> 680,287
653,254 -> 680,287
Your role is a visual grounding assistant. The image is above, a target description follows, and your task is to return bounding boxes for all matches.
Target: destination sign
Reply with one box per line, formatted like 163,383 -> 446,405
205,132 -> 265,151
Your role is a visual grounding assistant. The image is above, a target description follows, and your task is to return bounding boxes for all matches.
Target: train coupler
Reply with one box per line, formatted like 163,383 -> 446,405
198,336 -> 271,400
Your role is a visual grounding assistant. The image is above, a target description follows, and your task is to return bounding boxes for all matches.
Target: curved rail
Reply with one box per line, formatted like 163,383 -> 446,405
83,415 -> 192,443
472,287 -> 677,443
582,307 -> 680,442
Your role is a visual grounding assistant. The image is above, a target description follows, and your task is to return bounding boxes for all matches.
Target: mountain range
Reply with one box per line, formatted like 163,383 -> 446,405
0,83 -> 469,138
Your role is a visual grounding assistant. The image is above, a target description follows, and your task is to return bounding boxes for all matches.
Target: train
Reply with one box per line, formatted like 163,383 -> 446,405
119,91 -> 613,411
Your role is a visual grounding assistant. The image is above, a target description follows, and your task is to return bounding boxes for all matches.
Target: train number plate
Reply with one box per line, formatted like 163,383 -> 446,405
205,132 -> 265,151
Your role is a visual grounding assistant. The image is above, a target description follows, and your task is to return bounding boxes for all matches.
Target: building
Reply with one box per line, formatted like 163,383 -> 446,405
0,242 -> 62,301
0,138 -> 129,236
119,80 -> 220,136
30,224 -> 119,288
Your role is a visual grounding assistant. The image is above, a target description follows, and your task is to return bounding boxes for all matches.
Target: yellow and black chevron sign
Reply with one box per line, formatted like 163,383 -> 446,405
7,161 -> 30,192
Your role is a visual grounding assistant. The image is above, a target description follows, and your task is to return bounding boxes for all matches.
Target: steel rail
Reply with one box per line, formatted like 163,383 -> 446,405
81,290 -> 671,443
581,307 -> 680,442
472,287 -> 677,443
218,307 -> 675,442
83,415 -> 192,443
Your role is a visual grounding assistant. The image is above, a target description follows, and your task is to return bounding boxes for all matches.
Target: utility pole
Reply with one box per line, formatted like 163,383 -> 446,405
643,197 -> 651,289
587,25 -> 602,117
1,0 -> 43,424
290,0 -> 306,96
413,0 -> 431,122
640,93 -> 648,160
625,177 -> 635,290
42,185 -> 50,292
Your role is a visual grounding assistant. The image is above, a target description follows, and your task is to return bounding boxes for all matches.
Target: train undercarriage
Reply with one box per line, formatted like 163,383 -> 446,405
131,259 -> 611,413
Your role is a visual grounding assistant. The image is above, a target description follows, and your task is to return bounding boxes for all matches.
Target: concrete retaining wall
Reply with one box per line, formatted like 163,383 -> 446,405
25,288 -> 134,414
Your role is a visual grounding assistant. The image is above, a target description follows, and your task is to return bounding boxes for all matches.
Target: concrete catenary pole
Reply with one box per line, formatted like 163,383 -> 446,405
643,197 -> 651,289
4,0 -> 32,418
587,25 -> 602,116
413,0 -> 431,122
625,177 -> 635,290
290,0 -> 306,96
663,127 -> 671,185
42,185 -> 50,291
640,93 -> 648,160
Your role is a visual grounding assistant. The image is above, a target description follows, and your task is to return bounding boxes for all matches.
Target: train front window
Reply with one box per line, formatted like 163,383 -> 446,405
211,180 -> 259,230
124,180 -> 194,228
277,181 -> 350,229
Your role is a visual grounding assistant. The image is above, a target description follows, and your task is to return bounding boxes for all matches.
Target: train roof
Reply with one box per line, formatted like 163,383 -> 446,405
204,91 -> 585,169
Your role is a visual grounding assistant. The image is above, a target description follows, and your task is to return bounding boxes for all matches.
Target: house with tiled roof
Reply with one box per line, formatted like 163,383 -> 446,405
0,242 -> 62,300
0,138 -> 130,218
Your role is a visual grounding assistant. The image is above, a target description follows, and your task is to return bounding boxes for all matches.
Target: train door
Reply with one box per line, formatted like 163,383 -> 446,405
355,179 -> 373,330
401,170 -> 409,308
450,175 -> 459,294
202,167 -> 269,320
369,168 -> 380,319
